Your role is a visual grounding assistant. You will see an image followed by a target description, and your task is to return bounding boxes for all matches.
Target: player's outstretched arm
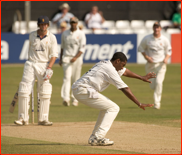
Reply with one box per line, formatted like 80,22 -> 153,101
123,68 -> 156,83
120,87 -> 154,110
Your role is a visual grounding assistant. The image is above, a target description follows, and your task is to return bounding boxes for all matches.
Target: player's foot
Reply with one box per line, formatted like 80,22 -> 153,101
72,101 -> 78,106
88,134 -> 95,144
38,120 -> 53,126
154,104 -> 160,109
14,119 -> 28,125
90,136 -> 114,146
63,100 -> 70,106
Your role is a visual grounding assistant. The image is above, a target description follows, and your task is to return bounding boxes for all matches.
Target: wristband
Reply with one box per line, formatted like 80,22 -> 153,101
47,66 -> 51,69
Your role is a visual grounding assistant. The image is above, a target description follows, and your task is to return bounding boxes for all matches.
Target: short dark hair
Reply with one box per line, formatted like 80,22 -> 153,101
110,52 -> 127,62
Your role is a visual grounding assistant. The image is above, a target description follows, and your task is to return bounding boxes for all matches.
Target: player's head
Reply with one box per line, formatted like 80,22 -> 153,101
60,21 -> 67,32
153,22 -> 161,35
177,3 -> 181,12
91,6 -> 98,14
70,17 -> 78,29
37,16 -> 49,27
111,52 -> 127,71
59,3 -> 70,13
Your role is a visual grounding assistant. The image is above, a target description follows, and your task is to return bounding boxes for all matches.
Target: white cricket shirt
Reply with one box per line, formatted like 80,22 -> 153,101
72,60 -> 128,92
61,28 -> 86,56
138,34 -> 172,63
52,12 -> 74,28
84,13 -> 103,29
28,30 -> 58,63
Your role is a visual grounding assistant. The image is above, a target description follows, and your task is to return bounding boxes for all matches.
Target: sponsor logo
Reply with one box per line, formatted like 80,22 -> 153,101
84,41 -> 134,61
1,39 -> 134,62
1,40 -> 9,60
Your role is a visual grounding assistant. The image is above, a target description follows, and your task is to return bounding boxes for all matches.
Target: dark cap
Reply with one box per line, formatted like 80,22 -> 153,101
70,17 -> 79,23
153,22 -> 161,27
37,16 -> 49,25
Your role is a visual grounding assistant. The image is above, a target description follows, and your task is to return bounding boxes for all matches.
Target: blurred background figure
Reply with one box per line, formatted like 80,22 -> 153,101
59,21 -> 67,33
59,17 -> 86,107
78,24 -> 83,30
138,22 -> 172,110
52,3 -> 74,29
84,6 -> 105,32
172,3 -> 181,29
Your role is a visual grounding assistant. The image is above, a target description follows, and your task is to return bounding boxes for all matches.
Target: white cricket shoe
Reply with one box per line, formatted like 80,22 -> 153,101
38,120 -> 53,126
154,104 -> 160,109
88,134 -> 95,144
90,136 -> 114,146
14,119 -> 28,126
72,101 -> 78,106
63,100 -> 70,106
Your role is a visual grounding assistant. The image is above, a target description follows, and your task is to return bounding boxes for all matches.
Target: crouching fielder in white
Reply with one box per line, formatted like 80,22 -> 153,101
72,52 -> 156,146
14,15 -> 58,126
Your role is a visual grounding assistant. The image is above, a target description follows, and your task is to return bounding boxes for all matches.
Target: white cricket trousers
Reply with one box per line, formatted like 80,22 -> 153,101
61,56 -> 83,102
18,60 -> 51,121
73,87 -> 120,139
145,62 -> 167,107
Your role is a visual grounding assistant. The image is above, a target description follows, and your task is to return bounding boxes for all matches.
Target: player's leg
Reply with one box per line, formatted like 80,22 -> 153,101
14,61 -> 35,125
153,63 -> 167,109
61,62 -> 72,106
71,57 -> 83,106
73,87 -> 119,145
35,63 -> 53,126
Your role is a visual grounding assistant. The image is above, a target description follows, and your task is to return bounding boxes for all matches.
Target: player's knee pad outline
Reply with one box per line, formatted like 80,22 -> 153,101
18,82 -> 29,97
39,82 -> 52,98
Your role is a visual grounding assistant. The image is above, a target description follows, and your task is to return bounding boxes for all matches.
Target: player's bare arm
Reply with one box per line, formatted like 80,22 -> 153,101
123,68 -> 156,83
59,49 -> 64,66
141,52 -> 153,63
163,54 -> 171,64
120,87 -> 154,110
48,57 -> 57,68
70,51 -> 83,63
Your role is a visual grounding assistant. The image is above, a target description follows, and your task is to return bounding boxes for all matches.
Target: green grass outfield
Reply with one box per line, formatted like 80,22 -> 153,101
1,63 -> 181,154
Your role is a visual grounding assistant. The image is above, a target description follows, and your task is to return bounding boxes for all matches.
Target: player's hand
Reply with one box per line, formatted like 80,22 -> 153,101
146,57 -> 153,63
70,57 -> 77,63
163,58 -> 168,64
43,68 -> 53,81
59,60 -> 62,66
139,103 -> 154,110
141,72 -> 156,83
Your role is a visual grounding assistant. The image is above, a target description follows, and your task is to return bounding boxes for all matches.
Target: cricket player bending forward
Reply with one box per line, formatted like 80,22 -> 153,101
14,16 -> 58,126
72,52 -> 156,146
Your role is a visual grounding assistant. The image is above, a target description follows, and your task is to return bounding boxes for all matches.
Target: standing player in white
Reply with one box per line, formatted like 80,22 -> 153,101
138,22 -> 172,109
59,17 -> 86,106
72,52 -> 155,146
14,16 -> 58,126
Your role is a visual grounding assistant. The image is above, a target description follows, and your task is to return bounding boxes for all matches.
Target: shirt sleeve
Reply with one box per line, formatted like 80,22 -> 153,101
138,36 -> 147,53
78,31 -> 86,53
107,67 -> 128,89
118,68 -> 126,76
52,13 -> 61,22
172,13 -> 178,24
84,14 -> 90,21
50,34 -> 58,58
164,37 -> 172,56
